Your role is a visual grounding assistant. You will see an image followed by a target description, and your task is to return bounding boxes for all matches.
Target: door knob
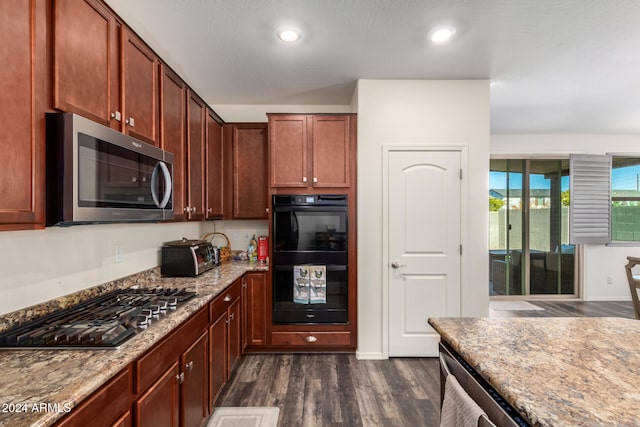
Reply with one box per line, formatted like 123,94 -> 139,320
391,262 -> 406,269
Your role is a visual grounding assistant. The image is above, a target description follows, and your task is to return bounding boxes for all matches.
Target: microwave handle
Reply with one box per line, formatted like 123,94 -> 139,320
151,161 -> 172,209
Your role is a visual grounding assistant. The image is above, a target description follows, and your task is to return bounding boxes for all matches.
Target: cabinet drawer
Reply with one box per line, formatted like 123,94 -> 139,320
210,279 -> 241,320
271,332 -> 351,347
135,307 -> 208,394
55,366 -> 132,427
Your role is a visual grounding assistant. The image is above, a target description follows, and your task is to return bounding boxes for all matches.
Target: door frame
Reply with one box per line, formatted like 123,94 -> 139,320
381,145 -> 468,358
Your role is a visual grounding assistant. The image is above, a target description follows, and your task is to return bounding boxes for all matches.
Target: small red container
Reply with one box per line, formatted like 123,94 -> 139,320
258,236 -> 268,263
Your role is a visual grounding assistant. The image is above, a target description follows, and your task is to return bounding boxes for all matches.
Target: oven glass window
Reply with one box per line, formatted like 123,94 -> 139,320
77,132 -> 172,209
272,265 -> 348,324
273,210 -> 347,252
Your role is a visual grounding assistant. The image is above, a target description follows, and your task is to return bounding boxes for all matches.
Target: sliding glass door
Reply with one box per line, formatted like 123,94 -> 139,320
490,159 -> 576,297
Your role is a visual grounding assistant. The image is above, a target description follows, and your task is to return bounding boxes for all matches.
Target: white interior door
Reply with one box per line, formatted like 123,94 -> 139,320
388,150 -> 461,357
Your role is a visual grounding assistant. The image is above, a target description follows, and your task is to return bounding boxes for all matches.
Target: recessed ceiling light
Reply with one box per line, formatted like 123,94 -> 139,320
276,26 -> 302,42
429,25 -> 456,43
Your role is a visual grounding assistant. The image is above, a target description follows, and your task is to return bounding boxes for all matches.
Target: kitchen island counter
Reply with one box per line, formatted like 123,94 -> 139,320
0,261 -> 267,427
429,316 -> 640,427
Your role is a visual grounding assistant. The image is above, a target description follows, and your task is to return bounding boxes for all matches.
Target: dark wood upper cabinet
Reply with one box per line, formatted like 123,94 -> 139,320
269,114 -> 353,189
232,124 -> 268,219
121,28 -> 159,145
160,65 -> 187,221
186,92 -> 205,220
206,110 -> 224,220
53,0 -> 120,129
311,115 -> 351,187
269,115 -> 307,188
0,0 -> 46,230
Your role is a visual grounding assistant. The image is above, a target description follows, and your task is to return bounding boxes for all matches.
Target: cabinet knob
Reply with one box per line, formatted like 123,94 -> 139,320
183,207 -> 190,213
223,294 -> 232,302
176,373 -> 184,384
302,176 -> 308,183
191,207 -> 197,213
265,208 -> 269,213
207,208 -> 213,213
125,117 -> 135,127
110,111 -> 122,121
185,361 -> 194,372
229,312 -> 235,320
305,335 -> 317,343
313,177 -> 318,183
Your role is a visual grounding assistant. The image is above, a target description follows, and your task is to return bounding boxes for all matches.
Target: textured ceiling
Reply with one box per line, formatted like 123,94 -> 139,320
105,0 -> 640,133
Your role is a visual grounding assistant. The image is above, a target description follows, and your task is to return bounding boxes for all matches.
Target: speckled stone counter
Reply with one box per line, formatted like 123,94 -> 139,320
0,261 -> 267,427
429,317 -> 640,427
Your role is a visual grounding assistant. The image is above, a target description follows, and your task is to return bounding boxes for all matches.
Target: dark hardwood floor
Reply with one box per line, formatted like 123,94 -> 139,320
217,300 -> 635,427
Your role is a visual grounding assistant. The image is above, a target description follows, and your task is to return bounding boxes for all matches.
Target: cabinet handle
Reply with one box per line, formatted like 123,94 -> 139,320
185,361 -> 194,372
225,319 -> 230,324
176,373 -> 184,384
191,207 -> 197,213
313,177 -> 318,183
125,117 -> 135,127
229,312 -> 235,320
183,206 -> 190,213
302,176 -> 308,183
207,208 -> 213,213
110,111 -> 122,121
223,294 -> 232,302
305,335 -> 317,343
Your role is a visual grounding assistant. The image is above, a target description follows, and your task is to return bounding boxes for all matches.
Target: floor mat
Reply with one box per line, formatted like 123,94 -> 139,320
207,407 -> 280,427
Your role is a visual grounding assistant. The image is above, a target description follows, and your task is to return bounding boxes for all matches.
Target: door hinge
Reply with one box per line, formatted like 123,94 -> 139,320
459,244 -> 462,255
460,169 -> 463,180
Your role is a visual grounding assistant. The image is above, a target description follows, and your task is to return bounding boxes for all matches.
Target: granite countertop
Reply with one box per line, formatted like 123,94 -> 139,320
0,261 -> 267,427
428,317 -> 640,427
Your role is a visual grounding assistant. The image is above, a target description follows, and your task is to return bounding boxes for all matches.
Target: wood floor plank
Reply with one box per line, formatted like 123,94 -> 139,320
217,301 -> 634,426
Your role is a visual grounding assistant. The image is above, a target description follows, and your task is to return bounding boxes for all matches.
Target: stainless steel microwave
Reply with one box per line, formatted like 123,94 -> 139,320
46,113 -> 174,226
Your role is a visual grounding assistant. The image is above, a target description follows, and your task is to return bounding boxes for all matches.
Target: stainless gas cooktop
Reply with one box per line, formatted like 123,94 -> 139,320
0,288 -> 196,349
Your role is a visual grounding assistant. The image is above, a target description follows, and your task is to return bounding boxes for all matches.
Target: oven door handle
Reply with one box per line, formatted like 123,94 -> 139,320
151,161 -> 172,209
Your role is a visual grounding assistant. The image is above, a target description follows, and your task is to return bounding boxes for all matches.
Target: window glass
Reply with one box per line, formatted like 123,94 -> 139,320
611,157 -> 640,242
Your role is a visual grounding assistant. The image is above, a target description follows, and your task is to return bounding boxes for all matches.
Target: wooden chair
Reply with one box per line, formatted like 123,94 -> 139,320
625,256 -> 640,320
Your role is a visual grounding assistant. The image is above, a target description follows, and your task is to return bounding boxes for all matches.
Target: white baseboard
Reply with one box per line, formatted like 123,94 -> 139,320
355,351 -> 387,360
584,296 -> 632,302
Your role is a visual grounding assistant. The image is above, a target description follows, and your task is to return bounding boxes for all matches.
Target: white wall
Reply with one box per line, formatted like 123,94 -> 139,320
491,134 -> 640,300
0,222 -> 201,315
355,79 -> 491,359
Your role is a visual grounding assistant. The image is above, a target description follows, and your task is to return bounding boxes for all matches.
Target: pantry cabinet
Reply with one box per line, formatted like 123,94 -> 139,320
223,123 -> 268,219
268,114 -> 354,189
160,65 -> 187,220
0,0 -> 47,230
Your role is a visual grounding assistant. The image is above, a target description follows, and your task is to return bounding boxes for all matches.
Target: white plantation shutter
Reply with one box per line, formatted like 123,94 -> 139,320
569,154 -> 611,244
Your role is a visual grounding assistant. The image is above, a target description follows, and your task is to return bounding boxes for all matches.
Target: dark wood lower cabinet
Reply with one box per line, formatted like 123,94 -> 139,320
209,310 -> 228,411
135,362 -> 180,427
180,331 -> 209,427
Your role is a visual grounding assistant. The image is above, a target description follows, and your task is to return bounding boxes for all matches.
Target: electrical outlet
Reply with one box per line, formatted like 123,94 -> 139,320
607,274 -> 613,284
115,245 -> 124,263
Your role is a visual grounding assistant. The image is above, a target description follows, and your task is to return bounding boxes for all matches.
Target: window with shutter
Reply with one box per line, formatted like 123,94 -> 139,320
569,154 -> 611,244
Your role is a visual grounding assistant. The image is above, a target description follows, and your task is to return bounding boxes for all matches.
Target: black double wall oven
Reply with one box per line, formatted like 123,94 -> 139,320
272,194 -> 348,324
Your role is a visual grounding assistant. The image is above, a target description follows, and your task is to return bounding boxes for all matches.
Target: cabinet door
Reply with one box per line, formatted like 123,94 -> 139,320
0,0 -> 46,229
186,92 -> 205,220
181,331 -> 208,427
209,311 -> 228,410
205,111 -> 224,219
228,298 -> 242,376
53,0 -> 120,129
245,273 -> 267,347
135,362 -> 180,427
122,28 -> 158,145
311,115 -> 351,187
111,412 -> 132,427
160,65 -> 187,220
269,115 -> 308,187
234,124 -> 268,218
